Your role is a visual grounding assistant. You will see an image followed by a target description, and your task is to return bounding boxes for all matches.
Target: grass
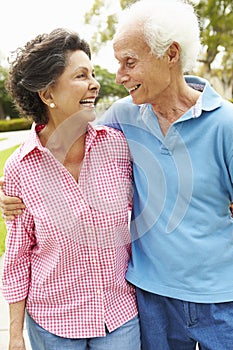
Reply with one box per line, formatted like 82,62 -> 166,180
0,145 -> 20,257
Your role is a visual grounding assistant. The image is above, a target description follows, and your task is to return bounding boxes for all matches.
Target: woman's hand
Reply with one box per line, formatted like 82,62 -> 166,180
0,178 -> 25,220
9,300 -> 26,350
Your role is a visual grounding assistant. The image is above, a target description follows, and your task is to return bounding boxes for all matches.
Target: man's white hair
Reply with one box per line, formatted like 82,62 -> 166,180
114,0 -> 201,73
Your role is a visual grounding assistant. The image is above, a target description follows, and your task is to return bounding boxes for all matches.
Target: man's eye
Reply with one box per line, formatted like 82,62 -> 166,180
126,61 -> 135,67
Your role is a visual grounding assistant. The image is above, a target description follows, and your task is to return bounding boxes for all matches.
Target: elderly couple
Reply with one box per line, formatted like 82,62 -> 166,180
1,1 -> 233,349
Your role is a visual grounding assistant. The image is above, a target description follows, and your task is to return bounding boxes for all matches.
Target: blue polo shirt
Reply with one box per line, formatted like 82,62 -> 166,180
101,75 -> 233,303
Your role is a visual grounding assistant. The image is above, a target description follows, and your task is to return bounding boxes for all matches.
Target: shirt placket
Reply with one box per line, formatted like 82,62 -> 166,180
84,209 -> 106,335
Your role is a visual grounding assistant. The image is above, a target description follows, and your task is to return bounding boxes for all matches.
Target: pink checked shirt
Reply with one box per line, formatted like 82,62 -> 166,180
2,123 -> 138,338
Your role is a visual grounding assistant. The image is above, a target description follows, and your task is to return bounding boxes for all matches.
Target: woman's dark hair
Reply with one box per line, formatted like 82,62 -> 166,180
6,28 -> 91,124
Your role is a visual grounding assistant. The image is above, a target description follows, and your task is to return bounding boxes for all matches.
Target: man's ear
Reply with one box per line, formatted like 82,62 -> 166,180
167,42 -> 180,64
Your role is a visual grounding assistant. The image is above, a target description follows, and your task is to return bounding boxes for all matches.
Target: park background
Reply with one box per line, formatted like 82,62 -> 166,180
0,1 -> 232,348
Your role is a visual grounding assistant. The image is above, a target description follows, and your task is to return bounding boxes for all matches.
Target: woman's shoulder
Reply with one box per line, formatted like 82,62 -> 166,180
93,125 -> 130,159
4,145 -> 23,171
95,124 -> 128,146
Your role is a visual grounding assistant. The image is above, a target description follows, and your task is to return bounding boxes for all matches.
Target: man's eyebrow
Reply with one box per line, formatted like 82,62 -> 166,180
122,52 -> 138,58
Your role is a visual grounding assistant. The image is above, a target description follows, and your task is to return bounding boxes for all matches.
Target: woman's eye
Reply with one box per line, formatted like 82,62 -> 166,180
76,73 -> 85,79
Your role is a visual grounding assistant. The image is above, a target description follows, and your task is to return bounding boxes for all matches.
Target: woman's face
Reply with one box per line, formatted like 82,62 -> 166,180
49,50 -> 100,124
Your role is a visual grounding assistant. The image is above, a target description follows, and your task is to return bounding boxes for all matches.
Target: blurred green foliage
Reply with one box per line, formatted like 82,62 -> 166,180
0,118 -> 32,132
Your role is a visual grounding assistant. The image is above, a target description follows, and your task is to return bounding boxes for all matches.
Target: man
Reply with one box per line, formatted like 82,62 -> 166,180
100,1 -> 233,349
2,1 -> 233,349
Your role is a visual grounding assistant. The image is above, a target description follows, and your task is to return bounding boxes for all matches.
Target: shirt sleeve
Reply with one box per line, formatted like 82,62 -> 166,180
114,130 -> 133,210
1,155 -> 35,303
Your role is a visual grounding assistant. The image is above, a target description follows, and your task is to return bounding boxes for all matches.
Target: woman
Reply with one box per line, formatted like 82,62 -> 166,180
1,28 -> 140,350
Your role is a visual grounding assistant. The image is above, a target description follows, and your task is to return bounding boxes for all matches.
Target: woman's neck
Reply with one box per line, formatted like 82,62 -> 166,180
38,121 -> 87,181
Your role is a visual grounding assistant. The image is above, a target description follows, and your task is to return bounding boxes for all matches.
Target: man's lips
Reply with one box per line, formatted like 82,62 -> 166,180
126,84 -> 141,93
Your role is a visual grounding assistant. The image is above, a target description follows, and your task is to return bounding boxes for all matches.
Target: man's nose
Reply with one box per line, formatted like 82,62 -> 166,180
115,68 -> 128,85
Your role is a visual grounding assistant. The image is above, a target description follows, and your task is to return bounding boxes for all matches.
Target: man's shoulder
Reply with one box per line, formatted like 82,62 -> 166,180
114,95 -> 133,104
103,96 -> 142,124
111,95 -> 139,110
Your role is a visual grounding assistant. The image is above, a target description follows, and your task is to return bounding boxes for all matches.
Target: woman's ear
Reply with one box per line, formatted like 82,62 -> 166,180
38,88 -> 54,107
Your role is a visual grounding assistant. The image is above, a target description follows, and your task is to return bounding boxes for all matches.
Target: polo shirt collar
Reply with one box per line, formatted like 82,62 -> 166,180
184,75 -> 223,112
140,75 -> 223,122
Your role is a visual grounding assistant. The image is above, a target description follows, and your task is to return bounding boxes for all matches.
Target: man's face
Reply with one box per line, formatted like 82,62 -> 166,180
113,29 -> 171,106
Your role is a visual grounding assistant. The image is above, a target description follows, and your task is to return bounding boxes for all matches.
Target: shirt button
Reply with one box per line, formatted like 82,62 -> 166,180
92,259 -> 96,263
97,290 -> 101,295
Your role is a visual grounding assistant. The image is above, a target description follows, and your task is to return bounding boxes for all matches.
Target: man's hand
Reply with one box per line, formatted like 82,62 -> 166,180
0,178 -> 25,220
9,336 -> 26,350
